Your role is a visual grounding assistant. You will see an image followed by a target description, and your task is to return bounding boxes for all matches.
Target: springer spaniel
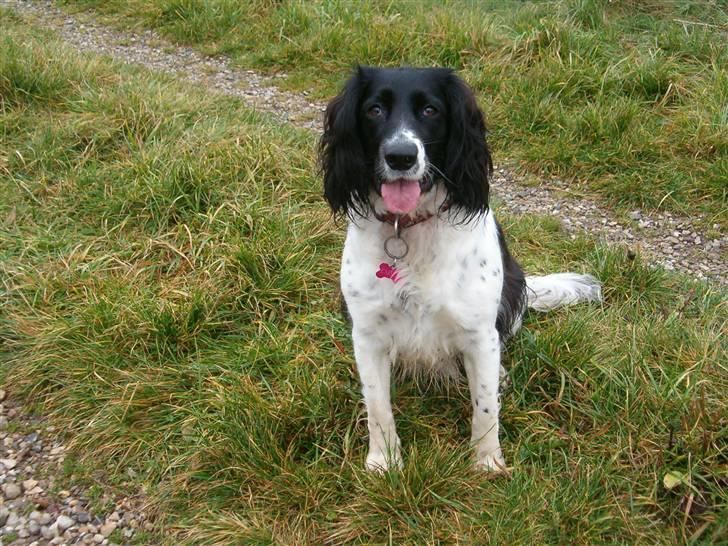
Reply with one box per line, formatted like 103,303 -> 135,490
320,66 -> 601,472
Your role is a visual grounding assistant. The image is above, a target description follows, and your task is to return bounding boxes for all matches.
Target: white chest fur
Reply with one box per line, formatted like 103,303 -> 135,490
341,212 -> 505,375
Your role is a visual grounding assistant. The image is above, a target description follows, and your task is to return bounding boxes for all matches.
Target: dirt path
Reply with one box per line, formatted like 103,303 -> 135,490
2,0 -> 726,283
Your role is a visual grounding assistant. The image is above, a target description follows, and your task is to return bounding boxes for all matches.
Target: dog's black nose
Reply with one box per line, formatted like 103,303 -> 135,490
384,141 -> 418,171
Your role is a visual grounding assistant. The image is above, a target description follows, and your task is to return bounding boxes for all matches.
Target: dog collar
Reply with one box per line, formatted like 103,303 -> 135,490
373,203 -> 450,284
374,202 -> 450,228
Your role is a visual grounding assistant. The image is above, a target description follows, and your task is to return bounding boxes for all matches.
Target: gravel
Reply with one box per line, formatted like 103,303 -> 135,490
0,392 -> 148,545
2,0 -> 726,285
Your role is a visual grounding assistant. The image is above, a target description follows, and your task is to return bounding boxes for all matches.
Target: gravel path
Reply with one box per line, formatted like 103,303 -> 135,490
0,2 -> 725,543
3,0 -> 726,286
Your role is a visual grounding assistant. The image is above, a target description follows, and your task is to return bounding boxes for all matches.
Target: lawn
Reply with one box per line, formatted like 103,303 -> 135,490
59,0 -> 728,230
1,5 -> 726,545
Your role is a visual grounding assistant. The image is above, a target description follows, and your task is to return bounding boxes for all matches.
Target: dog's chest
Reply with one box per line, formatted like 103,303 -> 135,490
342,215 -> 504,366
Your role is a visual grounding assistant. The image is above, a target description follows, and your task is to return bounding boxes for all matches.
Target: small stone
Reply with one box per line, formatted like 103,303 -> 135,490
94,533 -> 106,543
0,416 -> 7,430
0,506 -> 9,526
23,479 -> 39,491
41,525 -> 55,539
76,512 -> 91,523
56,514 -> 74,531
6,512 -> 20,526
0,389 -> 5,401
100,521 -> 117,536
18,527 -> 31,538
38,512 -> 53,524
3,482 -> 22,499
29,521 -> 41,535
0,458 -> 17,469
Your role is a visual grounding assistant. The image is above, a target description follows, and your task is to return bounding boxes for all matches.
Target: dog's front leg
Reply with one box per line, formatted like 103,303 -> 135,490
462,330 -> 506,472
352,330 -> 401,472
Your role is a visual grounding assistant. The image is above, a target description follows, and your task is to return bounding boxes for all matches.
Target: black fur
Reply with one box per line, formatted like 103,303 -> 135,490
495,222 -> 527,342
321,66 -> 525,334
319,66 -> 492,220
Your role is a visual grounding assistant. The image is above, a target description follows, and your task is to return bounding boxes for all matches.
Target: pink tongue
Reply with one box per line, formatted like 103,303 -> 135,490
381,179 -> 421,214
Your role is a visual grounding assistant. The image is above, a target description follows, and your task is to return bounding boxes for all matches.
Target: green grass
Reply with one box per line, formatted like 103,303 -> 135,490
1,7 -> 727,545
57,0 -> 728,228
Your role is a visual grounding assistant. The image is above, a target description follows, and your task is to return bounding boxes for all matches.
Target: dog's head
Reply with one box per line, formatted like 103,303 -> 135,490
320,66 -> 492,220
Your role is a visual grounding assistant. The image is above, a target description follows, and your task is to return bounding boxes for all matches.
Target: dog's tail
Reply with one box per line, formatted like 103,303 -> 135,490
525,273 -> 602,312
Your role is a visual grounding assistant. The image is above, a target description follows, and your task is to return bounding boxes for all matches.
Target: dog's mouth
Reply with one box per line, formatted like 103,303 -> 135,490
379,178 -> 436,215
380,178 -> 421,215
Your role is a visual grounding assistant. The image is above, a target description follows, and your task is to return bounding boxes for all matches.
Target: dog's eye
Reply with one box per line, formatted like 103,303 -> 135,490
367,105 -> 384,118
422,105 -> 438,117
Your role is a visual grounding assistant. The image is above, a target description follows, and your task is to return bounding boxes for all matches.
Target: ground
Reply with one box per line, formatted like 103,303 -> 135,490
0,1 -> 726,545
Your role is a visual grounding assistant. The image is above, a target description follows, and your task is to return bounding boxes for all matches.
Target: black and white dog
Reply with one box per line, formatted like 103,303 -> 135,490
320,66 -> 601,472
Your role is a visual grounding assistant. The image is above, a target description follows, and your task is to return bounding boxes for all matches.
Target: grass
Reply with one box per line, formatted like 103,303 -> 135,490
1,6 -> 727,545
56,0 -> 728,229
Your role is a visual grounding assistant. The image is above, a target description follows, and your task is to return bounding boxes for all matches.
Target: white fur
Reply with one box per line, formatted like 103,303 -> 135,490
378,127 -> 427,181
342,188 -> 601,472
526,273 -> 602,311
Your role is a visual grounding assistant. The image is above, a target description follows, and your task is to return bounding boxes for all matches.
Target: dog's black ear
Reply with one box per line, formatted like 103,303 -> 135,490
444,74 -> 492,219
319,66 -> 371,218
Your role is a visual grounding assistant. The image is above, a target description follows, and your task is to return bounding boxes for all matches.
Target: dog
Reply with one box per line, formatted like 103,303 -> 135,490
320,66 -> 601,472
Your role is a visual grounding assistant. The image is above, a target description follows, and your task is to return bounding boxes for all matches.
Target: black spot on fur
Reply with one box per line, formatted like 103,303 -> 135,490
483,408 -> 489,413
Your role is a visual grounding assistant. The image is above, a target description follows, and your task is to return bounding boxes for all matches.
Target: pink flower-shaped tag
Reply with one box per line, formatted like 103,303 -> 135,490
376,262 -> 400,283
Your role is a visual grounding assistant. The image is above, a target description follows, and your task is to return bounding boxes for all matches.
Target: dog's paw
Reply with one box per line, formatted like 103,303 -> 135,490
474,450 -> 507,473
365,449 -> 403,473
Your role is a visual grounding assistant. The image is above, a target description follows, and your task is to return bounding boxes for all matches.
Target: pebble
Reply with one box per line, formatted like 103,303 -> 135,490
0,457 -> 18,469
100,521 -> 117,536
28,520 -> 41,535
56,514 -> 74,531
3,482 -> 22,499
